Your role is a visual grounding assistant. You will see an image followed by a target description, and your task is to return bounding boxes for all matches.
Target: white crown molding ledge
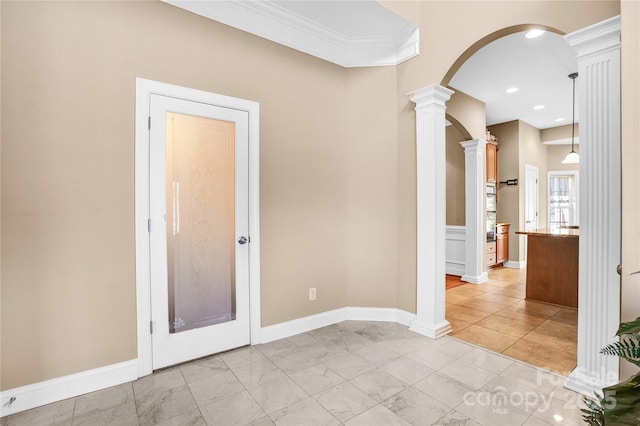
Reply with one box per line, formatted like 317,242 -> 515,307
163,0 -> 419,68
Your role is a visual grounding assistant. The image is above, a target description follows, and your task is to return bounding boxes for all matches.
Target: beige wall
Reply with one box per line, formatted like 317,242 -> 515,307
540,123 -> 579,142
620,0 -> 640,380
345,66 -> 399,308
446,90 -> 486,140
0,0 -> 627,393
519,121 -> 548,233
488,121 -> 520,262
547,144 -> 581,172
446,125 -> 466,226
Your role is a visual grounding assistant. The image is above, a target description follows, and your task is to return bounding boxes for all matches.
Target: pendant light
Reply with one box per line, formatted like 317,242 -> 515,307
562,72 -> 579,164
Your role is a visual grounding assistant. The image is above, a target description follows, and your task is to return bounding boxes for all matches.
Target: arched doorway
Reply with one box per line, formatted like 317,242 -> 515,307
411,16 -> 622,397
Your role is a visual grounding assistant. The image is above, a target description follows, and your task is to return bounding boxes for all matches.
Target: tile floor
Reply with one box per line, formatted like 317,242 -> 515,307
446,268 -> 578,376
2,321 -> 586,426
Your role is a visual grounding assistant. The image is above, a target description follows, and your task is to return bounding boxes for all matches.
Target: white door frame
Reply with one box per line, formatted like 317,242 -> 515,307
134,78 -> 261,377
524,164 -> 539,231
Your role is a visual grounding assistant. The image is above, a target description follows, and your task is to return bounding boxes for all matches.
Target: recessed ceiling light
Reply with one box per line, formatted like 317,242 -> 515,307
506,87 -> 519,94
533,105 -> 545,110
555,118 -> 566,122
525,29 -> 545,39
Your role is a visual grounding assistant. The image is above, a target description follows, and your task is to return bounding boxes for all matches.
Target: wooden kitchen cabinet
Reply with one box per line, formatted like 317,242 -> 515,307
496,223 -> 510,265
486,141 -> 498,183
486,240 -> 497,267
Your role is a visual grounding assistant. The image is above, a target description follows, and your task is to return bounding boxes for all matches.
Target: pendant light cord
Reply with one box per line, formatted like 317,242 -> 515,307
570,72 -> 578,153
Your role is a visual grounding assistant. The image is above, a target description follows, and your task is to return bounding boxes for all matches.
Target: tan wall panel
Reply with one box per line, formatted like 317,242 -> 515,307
540,124 -> 579,142
488,121 -> 520,262
446,125 -> 466,226
620,0 -> 640,380
519,121 -> 547,233
546,145 -> 581,172
345,67 -> 399,308
446,90 -> 486,140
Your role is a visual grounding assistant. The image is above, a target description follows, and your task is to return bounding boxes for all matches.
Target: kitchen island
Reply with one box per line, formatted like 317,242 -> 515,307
515,228 -> 579,308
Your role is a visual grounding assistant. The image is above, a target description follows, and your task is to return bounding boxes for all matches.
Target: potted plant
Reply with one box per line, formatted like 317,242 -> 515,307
582,314 -> 640,425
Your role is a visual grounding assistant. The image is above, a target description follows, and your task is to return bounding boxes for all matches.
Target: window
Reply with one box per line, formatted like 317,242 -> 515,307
547,171 -> 579,232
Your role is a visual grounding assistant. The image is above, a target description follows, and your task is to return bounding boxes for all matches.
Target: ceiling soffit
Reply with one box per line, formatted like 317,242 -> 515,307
163,0 -> 419,68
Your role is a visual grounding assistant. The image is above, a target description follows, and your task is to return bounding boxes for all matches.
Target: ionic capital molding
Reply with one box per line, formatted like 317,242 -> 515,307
565,15 -> 621,60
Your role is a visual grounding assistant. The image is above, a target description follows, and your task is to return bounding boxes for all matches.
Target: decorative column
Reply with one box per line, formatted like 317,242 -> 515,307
460,140 -> 488,284
409,85 -> 454,339
564,16 -> 621,396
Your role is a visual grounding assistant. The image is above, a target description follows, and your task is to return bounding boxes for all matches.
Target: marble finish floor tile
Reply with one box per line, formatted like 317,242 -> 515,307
268,397 -> 340,426
382,387 -> 451,425
349,368 -> 409,402
135,383 -> 198,426
2,398 -> 75,426
314,382 -> 377,423
380,355 -> 435,385
344,404 -> 411,426
288,364 -> 345,396
4,320 -> 585,426
200,391 -> 267,426
248,376 -> 308,414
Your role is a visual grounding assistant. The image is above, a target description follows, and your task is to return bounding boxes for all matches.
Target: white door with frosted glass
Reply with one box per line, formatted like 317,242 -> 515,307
149,94 -> 250,369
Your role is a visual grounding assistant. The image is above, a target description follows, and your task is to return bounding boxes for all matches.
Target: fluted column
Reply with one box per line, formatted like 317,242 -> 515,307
461,140 -> 488,284
565,16 -> 621,396
409,85 -> 454,339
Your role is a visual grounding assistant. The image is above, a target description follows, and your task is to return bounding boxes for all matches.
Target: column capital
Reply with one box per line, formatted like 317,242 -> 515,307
409,85 -> 454,108
460,139 -> 486,152
565,15 -> 620,59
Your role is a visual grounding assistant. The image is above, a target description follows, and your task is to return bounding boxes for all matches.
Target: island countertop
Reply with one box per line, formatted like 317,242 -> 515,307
515,228 -> 579,238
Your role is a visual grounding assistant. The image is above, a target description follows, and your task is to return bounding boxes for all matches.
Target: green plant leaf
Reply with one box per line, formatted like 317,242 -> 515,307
616,316 -> 640,336
600,335 -> 640,367
602,372 -> 640,425
582,395 -> 604,426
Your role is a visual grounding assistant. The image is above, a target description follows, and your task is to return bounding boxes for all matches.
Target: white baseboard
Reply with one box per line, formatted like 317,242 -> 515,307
259,307 -> 417,344
0,359 -> 137,418
461,272 -> 489,284
409,319 -> 452,339
445,262 -> 466,277
565,367 -> 604,398
504,260 -> 526,269
259,308 -> 348,344
345,307 -> 416,326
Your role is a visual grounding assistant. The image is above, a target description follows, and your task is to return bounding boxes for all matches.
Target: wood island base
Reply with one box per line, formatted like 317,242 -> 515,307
519,232 -> 579,308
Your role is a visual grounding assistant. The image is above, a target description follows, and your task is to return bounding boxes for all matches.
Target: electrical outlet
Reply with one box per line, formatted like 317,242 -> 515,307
308,287 -> 317,301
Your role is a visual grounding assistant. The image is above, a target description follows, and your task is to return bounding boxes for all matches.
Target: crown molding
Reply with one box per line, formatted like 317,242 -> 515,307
164,0 -> 419,68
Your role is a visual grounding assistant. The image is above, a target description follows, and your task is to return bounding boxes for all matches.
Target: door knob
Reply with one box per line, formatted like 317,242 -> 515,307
238,236 -> 248,245
617,264 -> 622,276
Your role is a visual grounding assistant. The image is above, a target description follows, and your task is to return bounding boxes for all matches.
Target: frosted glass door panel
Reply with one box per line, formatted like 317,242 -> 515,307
167,112 -> 235,333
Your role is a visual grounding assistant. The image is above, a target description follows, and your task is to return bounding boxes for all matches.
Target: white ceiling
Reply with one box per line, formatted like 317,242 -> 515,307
449,31 -> 579,130
166,1 -> 577,131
